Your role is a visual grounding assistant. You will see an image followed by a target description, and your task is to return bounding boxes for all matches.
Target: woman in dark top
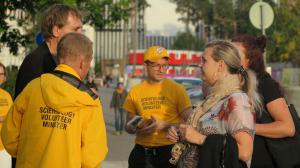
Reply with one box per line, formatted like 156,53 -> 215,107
232,35 -> 295,168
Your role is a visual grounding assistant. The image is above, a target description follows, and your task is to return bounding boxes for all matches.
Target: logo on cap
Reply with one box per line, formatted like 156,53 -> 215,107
156,47 -> 164,54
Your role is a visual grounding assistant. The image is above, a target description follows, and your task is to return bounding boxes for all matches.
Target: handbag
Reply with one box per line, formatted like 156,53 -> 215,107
176,144 -> 199,168
263,104 -> 300,168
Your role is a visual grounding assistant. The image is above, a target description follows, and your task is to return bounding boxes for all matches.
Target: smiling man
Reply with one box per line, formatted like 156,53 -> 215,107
123,46 -> 192,168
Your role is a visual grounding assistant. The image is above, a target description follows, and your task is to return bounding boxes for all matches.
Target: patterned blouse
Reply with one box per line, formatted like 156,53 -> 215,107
198,92 -> 255,167
198,92 -> 255,136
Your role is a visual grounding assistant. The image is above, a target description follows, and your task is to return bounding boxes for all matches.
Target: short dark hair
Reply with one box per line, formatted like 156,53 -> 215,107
41,4 -> 82,41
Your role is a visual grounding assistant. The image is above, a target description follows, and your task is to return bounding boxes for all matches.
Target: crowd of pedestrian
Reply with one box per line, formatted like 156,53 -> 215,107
0,3 -> 299,168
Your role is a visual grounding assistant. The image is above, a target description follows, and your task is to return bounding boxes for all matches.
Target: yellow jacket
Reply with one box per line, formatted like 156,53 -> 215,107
0,88 -> 13,150
1,64 -> 108,168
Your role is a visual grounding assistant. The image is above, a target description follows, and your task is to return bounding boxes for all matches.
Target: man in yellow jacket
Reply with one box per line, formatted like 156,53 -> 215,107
1,33 -> 108,168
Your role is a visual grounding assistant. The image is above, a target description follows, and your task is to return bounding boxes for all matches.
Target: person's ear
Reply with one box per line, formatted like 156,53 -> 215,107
143,62 -> 149,76
244,58 -> 250,69
218,60 -> 226,72
52,25 -> 61,38
144,62 -> 149,71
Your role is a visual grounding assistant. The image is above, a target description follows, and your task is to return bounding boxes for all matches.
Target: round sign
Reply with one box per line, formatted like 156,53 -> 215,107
249,1 -> 274,29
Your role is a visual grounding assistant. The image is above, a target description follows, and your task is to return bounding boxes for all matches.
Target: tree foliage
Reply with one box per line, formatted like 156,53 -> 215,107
0,67 -> 18,96
170,0 -> 300,65
0,0 -> 132,55
172,31 -> 204,51
268,0 -> 300,65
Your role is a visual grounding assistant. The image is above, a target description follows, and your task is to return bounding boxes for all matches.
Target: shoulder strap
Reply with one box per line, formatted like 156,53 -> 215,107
289,104 -> 300,133
51,70 -> 98,100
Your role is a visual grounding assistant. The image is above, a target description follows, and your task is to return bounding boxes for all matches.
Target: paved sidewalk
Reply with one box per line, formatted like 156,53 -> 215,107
101,161 -> 128,168
99,87 -> 135,168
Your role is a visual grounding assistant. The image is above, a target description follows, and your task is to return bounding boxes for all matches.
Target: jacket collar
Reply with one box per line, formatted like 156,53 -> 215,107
54,64 -> 81,80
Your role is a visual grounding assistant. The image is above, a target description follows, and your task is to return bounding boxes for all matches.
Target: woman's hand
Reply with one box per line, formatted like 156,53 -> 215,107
166,126 -> 179,143
179,124 -> 206,145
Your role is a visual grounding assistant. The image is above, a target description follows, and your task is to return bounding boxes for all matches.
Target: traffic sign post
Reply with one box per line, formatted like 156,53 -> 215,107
249,0 -> 274,35
249,0 -> 274,64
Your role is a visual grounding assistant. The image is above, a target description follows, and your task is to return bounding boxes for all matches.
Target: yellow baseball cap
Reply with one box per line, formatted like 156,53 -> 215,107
144,46 -> 169,62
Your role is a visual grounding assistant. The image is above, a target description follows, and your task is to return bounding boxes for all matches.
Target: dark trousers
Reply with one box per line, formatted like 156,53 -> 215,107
114,108 -> 124,132
12,157 -> 16,168
128,144 -> 176,168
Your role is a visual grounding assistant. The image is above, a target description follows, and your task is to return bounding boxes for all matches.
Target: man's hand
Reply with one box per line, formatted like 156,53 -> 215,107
136,117 -> 157,136
125,112 -> 138,134
136,116 -> 174,136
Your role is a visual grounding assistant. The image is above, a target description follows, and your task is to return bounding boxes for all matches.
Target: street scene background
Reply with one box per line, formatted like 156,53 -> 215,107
99,87 -> 133,168
1,0 -> 300,168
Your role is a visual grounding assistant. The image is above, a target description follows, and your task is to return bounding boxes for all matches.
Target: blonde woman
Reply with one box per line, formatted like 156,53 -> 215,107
167,40 -> 262,168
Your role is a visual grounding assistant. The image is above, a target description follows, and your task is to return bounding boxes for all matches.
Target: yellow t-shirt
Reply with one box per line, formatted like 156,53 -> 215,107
123,78 -> 191,147
0,88 -> 13,150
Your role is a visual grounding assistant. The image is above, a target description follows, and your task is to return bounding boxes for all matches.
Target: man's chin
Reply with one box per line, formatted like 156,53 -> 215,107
154,77 -> 165,82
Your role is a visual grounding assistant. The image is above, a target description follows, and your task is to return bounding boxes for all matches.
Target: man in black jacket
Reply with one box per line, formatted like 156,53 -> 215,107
13,4 -> 82,167
14,4 -> 83,98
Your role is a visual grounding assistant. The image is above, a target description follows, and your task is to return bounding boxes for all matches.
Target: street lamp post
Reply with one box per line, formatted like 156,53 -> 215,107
130,0 -> 138,76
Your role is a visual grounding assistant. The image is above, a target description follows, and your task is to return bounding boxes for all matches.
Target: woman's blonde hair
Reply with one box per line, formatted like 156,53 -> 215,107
206,40 -> 262,112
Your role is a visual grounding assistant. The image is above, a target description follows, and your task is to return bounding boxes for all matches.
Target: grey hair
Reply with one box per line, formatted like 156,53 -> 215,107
206,40 -> 262,113
57,33 -> 93,63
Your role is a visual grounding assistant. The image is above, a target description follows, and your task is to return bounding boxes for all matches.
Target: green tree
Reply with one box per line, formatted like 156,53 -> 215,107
234,0 -> 257,35
0,0 -> 132,55
267,0 -> 300,65
172,31 -> 204,51
0,67 -> 18,96
170,0 -> 211,33
170,0 -> 300,65
170,0 -> 235,39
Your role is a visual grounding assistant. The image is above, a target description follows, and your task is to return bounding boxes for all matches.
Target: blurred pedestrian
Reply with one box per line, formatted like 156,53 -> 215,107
0,63 -> 12,168
123,46 -> 192,168
167,40 -> 262,168
1,33 -> 107,168
232,34 -> 296,168
86,75 -> 98,92
104,74 -> 112,88
110,82 -> 128,135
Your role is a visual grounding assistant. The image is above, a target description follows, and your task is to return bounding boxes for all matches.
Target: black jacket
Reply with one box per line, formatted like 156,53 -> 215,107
14,42 -> 56,99
110,90 -> 128,109
198,134 -> 247,168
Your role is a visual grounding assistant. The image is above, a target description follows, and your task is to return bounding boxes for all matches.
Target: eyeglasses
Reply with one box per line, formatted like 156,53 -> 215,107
147,63 -> 169,71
